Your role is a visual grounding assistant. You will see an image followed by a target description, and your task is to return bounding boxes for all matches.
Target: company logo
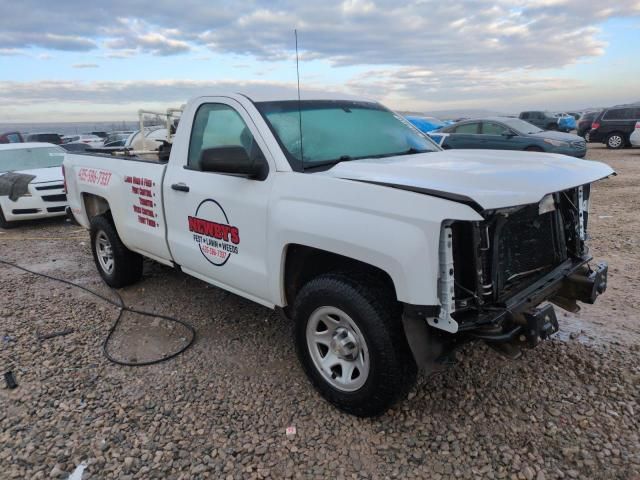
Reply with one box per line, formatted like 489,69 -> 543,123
188,199 -> 240,266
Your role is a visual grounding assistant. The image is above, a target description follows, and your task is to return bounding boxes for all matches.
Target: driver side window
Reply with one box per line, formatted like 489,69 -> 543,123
188,103 -> 256,170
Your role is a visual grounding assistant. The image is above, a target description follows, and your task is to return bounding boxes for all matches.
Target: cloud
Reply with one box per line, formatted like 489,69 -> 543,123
0,48 -> 25,56
72,63 -> 99,69
0,0 -> 638,67
0,79 -> 304,106
103,19 -> 192,56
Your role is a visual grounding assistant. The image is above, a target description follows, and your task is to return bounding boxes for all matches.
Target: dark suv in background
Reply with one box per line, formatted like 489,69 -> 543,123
589,105 -> 640,149
576,111 -> 601,140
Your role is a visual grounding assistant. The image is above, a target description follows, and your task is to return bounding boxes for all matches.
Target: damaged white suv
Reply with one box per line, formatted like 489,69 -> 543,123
64,93 -> 613,416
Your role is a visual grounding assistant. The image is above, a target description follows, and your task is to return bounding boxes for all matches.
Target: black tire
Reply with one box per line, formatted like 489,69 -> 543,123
293,272 -> 417,417
525,146 -> 544,152
606,132 -> 625,150
90,215 -> 143,288
0,206 -> 14,229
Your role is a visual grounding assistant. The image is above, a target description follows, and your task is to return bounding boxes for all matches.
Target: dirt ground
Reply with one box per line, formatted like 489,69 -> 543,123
1,145 -> 639,479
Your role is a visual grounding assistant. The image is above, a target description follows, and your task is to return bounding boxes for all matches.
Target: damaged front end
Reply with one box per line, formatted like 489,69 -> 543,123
404,184 -> 608,366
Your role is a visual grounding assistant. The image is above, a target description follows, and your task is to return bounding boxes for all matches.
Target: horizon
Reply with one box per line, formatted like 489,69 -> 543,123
1,1 -> 639,122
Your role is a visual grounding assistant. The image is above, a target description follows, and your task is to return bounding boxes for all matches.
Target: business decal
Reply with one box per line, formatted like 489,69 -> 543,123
188,199 -> 240,266
124,175 -> 159,228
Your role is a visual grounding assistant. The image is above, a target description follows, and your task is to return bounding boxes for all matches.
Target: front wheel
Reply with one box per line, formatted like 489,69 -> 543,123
90,215 -> 143,288
293,273 -> 416,417
606,133 -> 625,149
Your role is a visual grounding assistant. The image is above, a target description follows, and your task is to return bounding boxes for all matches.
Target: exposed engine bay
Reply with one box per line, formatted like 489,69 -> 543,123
410,184 -> 609,363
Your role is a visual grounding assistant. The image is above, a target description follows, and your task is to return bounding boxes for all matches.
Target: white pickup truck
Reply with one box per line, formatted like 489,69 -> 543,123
64,93 -> 613,416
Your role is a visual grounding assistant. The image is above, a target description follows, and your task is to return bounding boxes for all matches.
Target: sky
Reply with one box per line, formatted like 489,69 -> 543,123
1,0 -> 639,122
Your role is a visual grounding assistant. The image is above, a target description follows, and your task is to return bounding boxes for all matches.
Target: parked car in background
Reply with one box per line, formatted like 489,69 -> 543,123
519,111 -> 558,131
65,134 -> 104,148
0,143 -> 68,228
103,132 -> 133,148
25,133 -> 62,144
630,122 -> 640,147
577,111 -> 601,140
90,131 -> 108,139
518,110 -> 576,132
429,117 -> 587,157
404,115 -> 447,133
589,104 -> 640,149
555,113 -> 577,132
0,132 -> 24,144
60,143 -> 92,152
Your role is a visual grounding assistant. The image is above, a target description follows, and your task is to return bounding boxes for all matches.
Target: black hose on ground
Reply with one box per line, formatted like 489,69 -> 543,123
0,258 -> 196,366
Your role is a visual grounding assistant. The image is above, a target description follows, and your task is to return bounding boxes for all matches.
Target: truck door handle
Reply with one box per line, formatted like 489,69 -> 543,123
171,183 -> 190,192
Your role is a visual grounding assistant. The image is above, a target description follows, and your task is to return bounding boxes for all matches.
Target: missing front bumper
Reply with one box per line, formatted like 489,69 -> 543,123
402,257 -> 608,367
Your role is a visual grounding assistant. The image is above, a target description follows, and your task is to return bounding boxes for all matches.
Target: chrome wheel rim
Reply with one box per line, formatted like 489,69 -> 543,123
584,131 -> 590,142
95,231 -> 114,274
306,306 -> 370,392
609,135 -> 622,148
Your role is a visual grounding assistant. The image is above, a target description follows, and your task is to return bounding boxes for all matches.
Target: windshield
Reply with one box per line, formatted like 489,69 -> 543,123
0,146 -> 65,172
501,118 -> 543,135
255,100 -> 439,170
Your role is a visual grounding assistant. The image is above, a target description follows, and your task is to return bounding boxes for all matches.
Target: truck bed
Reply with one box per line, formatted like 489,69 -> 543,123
64,151 -> 173,265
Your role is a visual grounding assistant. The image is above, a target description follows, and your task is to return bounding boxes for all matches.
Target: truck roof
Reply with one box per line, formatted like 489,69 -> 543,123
192,91 -> 375,104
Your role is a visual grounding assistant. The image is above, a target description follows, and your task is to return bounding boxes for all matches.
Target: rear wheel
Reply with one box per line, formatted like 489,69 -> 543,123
0,206 -> 14,229
584,130 -> 591,142
606,133 -> 625,149
90,215 -> 143,287
293,272 -> 416,417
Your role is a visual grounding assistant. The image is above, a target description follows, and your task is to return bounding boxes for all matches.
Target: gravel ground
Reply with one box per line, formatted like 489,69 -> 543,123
1,145 -> 639,479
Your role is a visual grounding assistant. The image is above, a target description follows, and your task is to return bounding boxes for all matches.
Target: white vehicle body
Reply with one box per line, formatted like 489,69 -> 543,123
0,143 -> 68,224
63,93 -> 613,415
631,122 -> 640,147
64,92 -> 613,316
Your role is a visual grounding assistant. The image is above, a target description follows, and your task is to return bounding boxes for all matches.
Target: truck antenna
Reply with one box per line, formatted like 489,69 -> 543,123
295,29 -> 304,165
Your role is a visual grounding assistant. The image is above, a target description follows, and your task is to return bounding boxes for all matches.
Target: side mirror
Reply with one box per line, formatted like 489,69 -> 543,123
200,146 -> 267,180
501,131 -> 516,138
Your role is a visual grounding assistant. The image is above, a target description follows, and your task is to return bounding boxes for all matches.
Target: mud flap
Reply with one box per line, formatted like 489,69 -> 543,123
401,313 -> 446,372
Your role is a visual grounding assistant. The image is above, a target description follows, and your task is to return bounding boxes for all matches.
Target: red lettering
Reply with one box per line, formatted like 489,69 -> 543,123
230,227 -> 240,245
187,216 -> 240,244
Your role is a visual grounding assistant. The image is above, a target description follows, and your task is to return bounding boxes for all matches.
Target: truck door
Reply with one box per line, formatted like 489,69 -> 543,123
163,98 -> 275,306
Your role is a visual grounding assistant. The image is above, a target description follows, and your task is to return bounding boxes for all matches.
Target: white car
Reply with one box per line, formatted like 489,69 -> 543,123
631,121 -> 640,147
0,143 -> 68,228
65,134 -> 104,148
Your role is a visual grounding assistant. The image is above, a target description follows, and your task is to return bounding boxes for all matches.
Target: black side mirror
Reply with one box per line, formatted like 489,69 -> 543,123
200,146 -> 268,180
501,131 -> 516,138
